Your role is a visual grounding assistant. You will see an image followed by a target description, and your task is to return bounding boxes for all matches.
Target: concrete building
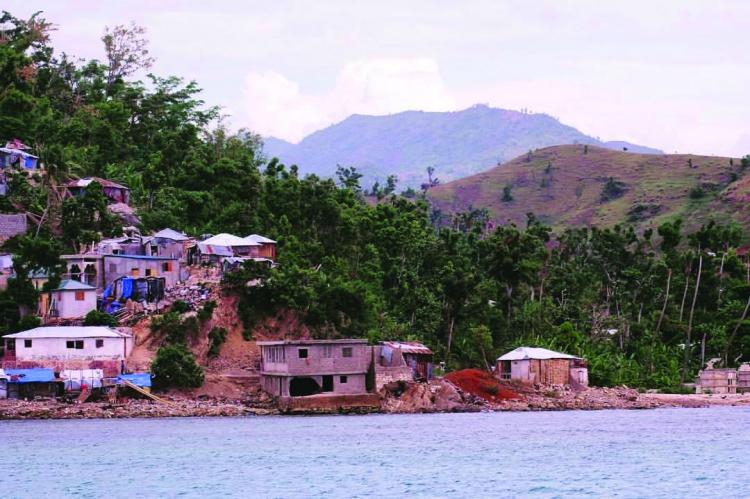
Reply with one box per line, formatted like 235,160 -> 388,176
2,326 -> 133,376
38,279 -> 97,322
62,253 -> 180,292
739,364 -> 750,393
258,339 -> 373,398
378,341 -> 434,382
695,361 -> 738,394
65,177 -> 130,205
143,228 -> 192,263
496,347 -> 589,387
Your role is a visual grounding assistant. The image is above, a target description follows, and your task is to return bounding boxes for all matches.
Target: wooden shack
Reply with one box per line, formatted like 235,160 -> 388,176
496,347 -> 588,387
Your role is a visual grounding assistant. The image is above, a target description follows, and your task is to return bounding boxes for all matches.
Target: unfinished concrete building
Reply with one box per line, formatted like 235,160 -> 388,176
695,359 -> 738,394
259,339 -> 373,397
496,347 -> 589,387
738,364 -> 750,393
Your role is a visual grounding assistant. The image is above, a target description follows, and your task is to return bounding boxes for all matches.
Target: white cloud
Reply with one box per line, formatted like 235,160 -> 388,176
241,58 -> 455,142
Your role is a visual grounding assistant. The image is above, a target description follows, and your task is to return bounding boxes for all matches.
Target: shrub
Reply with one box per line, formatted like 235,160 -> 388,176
16,315 -> 41,331
84,309 -> 118,327
151,344 -> 204,389
600,177 -> 627,202
207,326 -> 228,357
501,184 -> 513,202
197,300 -> 217,324
171,300 -> 190,314
689,186 -> 705,199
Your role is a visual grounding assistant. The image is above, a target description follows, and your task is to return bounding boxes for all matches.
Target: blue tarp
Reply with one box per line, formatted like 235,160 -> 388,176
102,283 -> 113,300
5,368 -> 55,383
116,373 -> 152,388
121,278 -> 134,300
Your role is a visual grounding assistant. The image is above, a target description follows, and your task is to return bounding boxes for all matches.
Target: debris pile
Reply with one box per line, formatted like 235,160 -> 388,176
445,369 -> 522,402
380,378 -> 486,413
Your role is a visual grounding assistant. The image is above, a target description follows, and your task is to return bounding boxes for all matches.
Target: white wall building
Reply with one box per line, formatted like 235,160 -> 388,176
41,279 -> 97,320
3,326 -> 133,362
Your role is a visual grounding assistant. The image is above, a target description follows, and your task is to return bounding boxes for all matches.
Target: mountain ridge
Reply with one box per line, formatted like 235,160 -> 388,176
261,105 -> 662,188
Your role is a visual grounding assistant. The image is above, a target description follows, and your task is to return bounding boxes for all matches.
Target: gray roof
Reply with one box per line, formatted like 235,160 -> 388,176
152,228 -> 190,241
55,279 -> 96,291
244,234 -> 276,244
5,326 -> 131,339
497,347 -> 580,361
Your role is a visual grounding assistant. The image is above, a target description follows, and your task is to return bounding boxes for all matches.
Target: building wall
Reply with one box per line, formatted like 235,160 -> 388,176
261,373 -> 367,397
570,367 -> 589,387
52,290 -> 97,319
103,256 -> 180,288
7,336 -> 132,361
510,360 -> 530,380
261,342 -> 371,376
508,359 -> 572,385
696,369 -> 737,394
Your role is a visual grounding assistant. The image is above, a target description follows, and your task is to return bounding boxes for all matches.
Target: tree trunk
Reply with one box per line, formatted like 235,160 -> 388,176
655,268 -> 672,334
446,316 -> 455,360
506,285 -> 513,330
679,273 -> 690,323
682,254 -> 702,383
723,293 -> 750,365
717,252 -> 726,308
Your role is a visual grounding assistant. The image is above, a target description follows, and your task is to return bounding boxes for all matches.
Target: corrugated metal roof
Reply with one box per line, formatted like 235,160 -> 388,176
66,177 -> 129,190
497,347 -> 580,361
202,233 -> 257,247
382,341 -> 433,355
152,228 -> 190,241
197,243 -> 234,257
5,326 -> 131,339
244,234 -> 276,244
55,279 -> 96,291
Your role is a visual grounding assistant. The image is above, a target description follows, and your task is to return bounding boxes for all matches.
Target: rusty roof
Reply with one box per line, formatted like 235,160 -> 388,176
382,341 -> 433,355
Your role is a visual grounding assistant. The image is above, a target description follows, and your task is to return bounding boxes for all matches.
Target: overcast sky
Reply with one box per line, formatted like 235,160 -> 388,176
6,1 -> 750,155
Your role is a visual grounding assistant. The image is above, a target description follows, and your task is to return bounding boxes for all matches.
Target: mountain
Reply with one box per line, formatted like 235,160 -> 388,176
261,105 -> 662,188
427,144 -> 747,233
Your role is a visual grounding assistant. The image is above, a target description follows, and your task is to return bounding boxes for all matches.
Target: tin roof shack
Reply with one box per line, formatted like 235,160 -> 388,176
39,280 -> 97,323
738,364 -> 750,393
143,228 -> 192,264
258,339 -> 379,411
496,347 -> 589,387
66,177 -> 130,205
379,341 -> 433,381
2,326 -> 132,376
695,359 -> 737,394
62,253 -> 180,292
4,368 -> 60,400
244,234 -> 277,261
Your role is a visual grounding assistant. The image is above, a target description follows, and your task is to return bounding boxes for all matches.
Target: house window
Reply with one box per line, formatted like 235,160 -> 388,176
67,340 -> 84,349
24,339 -> 32,348
322,345 -> 333,358
75,291 -> 85,301
298,348 -> 308,359
342,347 -> 353,358
145,269 -> 153,277
96,339 -> 104,348
162,262 -> 173,272
131,268 -> 139,277
340,375 -> 348,384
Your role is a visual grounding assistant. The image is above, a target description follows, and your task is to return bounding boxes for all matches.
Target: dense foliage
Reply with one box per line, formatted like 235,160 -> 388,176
2,11 -> 750,390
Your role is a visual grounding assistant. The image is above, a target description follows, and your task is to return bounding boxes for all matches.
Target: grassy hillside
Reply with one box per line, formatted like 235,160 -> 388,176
427,144 -> 747,233
262,105 -> 661,189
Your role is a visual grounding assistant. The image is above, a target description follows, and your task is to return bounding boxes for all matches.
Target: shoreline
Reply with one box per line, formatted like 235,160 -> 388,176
2,390 -> 749,421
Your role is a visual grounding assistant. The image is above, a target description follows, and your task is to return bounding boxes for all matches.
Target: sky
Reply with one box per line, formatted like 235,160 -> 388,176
5,1 -> 750,156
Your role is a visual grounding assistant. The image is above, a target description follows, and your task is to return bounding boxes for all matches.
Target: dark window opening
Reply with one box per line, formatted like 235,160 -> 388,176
340,375 -> 348,384
96,339 -> 104,348
298,348 -> 308,359
289,377 -> 320,397
322,375 -> 333,392
24,339 -> 32,348
67,340 -> 84,349
342,347 -> 353,358
145,269 -> 153,277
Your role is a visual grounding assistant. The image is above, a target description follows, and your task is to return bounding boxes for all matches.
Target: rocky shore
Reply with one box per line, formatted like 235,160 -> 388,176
2,381 -> 749,420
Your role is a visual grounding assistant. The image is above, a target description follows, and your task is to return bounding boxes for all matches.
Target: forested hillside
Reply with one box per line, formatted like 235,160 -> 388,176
1,11 -> 749,389
263,105 -> 661,188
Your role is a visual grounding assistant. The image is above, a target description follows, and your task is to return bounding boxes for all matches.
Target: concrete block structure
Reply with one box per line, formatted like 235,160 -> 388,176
38,279 -> 97,322
62,253 -> 180,292
696,368 -> 737,394
496,347 -> 589,387
258,339 -> 373,398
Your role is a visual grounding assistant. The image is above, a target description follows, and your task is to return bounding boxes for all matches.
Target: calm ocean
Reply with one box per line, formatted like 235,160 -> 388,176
1,407 -> 748,498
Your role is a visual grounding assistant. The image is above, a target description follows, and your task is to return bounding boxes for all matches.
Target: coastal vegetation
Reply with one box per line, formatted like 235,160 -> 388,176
1,10 -> 749,390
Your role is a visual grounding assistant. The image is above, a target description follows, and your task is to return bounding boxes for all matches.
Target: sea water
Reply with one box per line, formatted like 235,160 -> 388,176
1,407 -> 748,498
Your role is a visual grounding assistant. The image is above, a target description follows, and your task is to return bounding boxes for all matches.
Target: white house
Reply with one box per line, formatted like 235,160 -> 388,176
39,279 -> 97,320
2,326 -> 133,362
496,347 -> 589,387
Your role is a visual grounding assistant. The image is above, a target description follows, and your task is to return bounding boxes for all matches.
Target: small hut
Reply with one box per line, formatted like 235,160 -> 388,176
379,341 -> 434,381
496,347 -> 588,387
695,358 -> 737,394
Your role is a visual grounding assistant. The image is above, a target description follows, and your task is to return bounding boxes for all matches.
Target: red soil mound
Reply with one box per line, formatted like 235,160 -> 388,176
445,369 -> 522,402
